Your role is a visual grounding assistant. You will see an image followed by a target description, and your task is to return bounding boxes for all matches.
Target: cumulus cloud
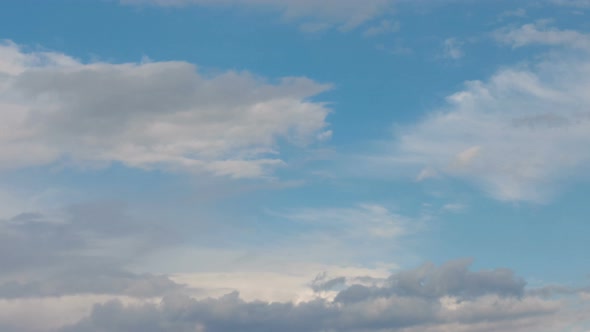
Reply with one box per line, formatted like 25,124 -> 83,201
58,260 -> 588,332
0,41 -> 331,178
370,24 -> 590,202
121,0 -> 394,31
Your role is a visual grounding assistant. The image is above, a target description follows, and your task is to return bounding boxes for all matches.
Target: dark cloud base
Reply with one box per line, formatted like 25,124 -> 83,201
59,259 -> 581,332
0,202 -> 587,332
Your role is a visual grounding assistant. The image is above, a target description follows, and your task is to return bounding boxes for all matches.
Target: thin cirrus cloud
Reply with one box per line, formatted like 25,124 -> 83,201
0,41 -> 332,178
275,203 -> 414,239
369,23 -> 590,202
495,20 -> 590,51
121,0 -> 394,31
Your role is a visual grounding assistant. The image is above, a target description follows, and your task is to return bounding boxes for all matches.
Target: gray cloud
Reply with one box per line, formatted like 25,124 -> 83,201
335,259 -> 525,304
310,273 -> 346,292
0,270 -> 186,299
0,41 -> 331,178
0,201 -> 184,299
59,260 -> 577,332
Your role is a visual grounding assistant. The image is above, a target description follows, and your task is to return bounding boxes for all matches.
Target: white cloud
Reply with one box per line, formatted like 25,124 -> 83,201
121,0 -> 394,31
373,25 -> 590,202
0,41 -> 331,178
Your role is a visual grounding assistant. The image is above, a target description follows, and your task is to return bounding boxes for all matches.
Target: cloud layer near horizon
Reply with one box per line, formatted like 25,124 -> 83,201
1,199 -> 586,332
58,259 -> 587,332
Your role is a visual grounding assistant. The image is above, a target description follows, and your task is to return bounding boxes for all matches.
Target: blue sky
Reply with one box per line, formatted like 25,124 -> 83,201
1,1 -> 590,331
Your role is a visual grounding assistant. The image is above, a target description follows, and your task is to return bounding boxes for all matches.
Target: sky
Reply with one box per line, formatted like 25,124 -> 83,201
1,0 -> 590,331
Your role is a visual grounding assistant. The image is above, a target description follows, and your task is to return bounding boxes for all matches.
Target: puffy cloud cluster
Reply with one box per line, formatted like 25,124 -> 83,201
0,41 -> 331,178
59,259 -> 586,332
1,202 -> 585,331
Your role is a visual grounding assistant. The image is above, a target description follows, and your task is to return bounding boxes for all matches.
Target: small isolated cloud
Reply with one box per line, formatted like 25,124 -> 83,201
0,41 -> 331,178
121,0 -> 395,32
498,8 -> 527,21
442,38 -> 464,60
364,20 -> 400,37
442,203 -> 466,213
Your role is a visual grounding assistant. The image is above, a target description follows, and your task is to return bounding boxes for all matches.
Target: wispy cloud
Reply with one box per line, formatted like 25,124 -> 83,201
364,19 -> 400,37
121,0 -> 395,32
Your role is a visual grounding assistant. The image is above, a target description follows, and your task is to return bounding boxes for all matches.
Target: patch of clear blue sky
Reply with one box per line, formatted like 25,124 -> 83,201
1,0 -> 589,284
